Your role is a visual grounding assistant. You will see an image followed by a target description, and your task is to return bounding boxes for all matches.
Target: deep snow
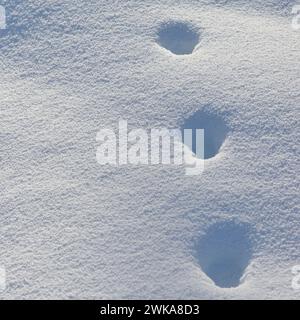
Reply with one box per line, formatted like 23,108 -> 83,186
0,0 -> 299,299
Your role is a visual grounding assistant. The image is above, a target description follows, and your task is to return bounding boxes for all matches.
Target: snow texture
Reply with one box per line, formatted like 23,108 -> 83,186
0,0 -> 299,299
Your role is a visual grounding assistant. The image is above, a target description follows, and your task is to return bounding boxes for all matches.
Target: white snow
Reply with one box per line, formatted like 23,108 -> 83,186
0,0 -> 299,299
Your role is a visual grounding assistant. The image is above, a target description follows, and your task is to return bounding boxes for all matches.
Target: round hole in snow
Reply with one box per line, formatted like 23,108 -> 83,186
196,221 -> 253,288
157,21 -> 199,55
181,110 -> 229,160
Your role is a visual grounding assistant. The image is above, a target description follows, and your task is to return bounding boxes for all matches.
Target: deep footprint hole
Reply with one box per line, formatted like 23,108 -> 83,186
181,110 -> 229,160
157,21 -> 200,55
196,221 -> 253,288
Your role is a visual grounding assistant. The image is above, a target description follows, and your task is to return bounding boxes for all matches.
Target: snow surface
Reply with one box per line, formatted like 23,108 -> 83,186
0,0 -> 299,299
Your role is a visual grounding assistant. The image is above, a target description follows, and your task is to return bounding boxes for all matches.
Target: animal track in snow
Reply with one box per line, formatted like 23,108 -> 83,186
181,110 -> 229,160
196,221 -> 253,288
157,21 -> 200,55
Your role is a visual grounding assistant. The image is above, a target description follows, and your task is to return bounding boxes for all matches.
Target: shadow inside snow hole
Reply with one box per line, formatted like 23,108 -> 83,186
196,221 -> 253,288
157,21 -> 200,55
181,110 -> 229,160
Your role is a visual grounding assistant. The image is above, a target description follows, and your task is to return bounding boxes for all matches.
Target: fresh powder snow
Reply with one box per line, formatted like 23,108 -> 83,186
0,0 -> 299,299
